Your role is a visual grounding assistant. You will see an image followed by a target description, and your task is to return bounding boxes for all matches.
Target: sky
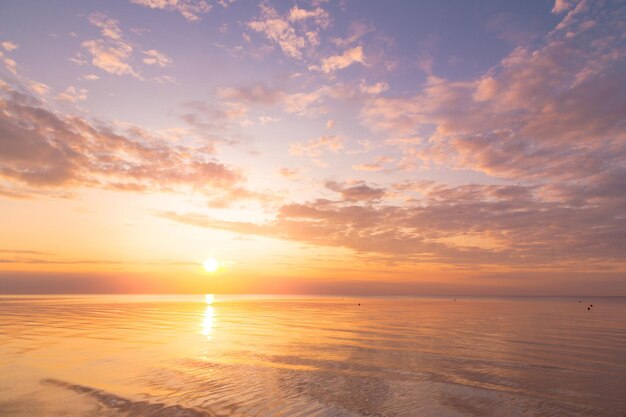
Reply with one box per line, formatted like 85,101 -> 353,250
0,0 -> 625,295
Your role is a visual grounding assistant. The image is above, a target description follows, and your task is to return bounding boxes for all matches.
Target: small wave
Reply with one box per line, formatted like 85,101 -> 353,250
41,378 -> 216,417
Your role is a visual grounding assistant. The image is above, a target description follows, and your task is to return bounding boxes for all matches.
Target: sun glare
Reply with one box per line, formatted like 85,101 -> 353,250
203,258 -> 219,273
205,294 -> 215,305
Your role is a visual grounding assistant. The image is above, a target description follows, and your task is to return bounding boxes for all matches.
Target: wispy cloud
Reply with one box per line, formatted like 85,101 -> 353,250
359,80 -> 388,95
56,86 -> 88,102
310,46 -> 365,73
217,82 -> 284,105
82,39 -> 138,77
289,135 -> 344,158
129,0 -> 211,22
88,12 -> 123,40
82,12 -> 139,77
247,2 -> 331,60
142,49 -> 173,66
278,167 -> 302,180
1,41 -> 19,52
81,12 -> 176,80
28,81 -> 51,96
352,156 -> 394,172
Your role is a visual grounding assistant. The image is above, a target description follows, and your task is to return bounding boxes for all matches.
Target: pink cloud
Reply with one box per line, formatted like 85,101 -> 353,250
361,0 -> 626,182
247,2 -> 331,60
129,0 -> 211,22
289,135 -> 344,158
0,86 -> 251,201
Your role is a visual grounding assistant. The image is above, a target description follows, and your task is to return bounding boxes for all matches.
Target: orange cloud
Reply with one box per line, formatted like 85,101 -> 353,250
160,175 -> 626,272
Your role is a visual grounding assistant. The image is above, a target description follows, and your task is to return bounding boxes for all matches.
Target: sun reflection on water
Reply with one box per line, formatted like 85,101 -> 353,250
202,305 -> 215,340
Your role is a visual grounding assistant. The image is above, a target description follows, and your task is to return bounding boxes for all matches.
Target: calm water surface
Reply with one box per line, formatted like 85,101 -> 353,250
0,295 -> 625,416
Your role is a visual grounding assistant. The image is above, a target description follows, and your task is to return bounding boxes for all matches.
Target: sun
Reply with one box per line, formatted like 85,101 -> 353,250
203,258 -> 219,273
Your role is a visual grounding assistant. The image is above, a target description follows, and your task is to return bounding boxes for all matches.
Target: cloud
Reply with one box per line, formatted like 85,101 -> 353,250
248,6 -> 306,59
82,13 -> 174,79
0,85 -> 248,199
311,46 -> 365,73
278,167 -> 302,180
359,80 -> 388,95
283,86 -> 331,116
142,49 -> 173,66
330,21 -> 374,48
552,0 -> 573,14
82,74 -> 100,81
152,75 -> 176,84
56,86 -> 88,103
287,6 -> 330,27
69,56 -> 88,66
2,0 -> 623,293
176,99 -> 261,147
82,39 -> 138,77
325,181 -> 385,202
217,83 -> 285,105
82,13 -> 139,77
88,12 -> 123,40
29,81 -> 51,96
473,76 -> 498,102
0,271 -> 220,294
361,0 -> 626,182
0,249 -> 52,256
2,56 -> 18,75
1,41 -> 18,52
129,0 -> 211,22
352,156 -> 394,172
259,115 -> 280,125
161,176 -> 626,269
216,81 -> 368,119
352,163 -> 382,172
247,3 -> 330,60
360,94 -> 423,136
289,135 -> 344,158
218,0 -> 236,8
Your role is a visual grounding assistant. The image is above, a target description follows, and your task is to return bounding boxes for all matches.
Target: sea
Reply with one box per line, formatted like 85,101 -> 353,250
0,295 -> 625,416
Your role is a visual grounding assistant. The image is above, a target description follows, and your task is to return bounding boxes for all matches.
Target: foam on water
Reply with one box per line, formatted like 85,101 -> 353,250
41,379 -> 215,417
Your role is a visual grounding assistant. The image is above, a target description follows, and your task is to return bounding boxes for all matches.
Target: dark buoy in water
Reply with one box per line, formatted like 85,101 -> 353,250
587,307 -> 591,310
358,303 -> 361,306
